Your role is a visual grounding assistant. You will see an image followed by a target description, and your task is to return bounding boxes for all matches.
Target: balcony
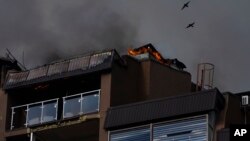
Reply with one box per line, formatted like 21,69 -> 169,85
63,90 -> 100,118
10,99 -> 59,130
10,89 -> 100,130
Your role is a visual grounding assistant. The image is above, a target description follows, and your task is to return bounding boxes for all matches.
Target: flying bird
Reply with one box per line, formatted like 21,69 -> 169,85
186,22 -> 195,29
181,1 -> 191,10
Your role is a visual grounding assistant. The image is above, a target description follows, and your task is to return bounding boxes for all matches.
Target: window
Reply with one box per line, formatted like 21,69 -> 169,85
109,115 -> 208,141
110,126 -> 150,141
153,116 -> 207,141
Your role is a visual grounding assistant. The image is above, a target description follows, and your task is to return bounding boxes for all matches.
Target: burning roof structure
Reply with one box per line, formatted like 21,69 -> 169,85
4,44 -> 187,90
128,43 -> 186,70
4,50 -> 120,89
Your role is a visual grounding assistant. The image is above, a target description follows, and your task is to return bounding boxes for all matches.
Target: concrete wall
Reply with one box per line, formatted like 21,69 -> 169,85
224,94 -> 244,126
110,57 -> 191,107
148,60 -> 191,100
0,89 -> 7,141
214,93 -> 246,141
0,61 -> 21,141
110,57 -> 144,106
99,73 -> 112,141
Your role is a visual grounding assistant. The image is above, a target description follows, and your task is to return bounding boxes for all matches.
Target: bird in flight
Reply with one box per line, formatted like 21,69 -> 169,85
186,22 -> 195,29
181,1 -> 191,10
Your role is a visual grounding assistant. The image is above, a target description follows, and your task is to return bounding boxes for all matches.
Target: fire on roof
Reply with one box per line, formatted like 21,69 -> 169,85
128,43 -> 186,70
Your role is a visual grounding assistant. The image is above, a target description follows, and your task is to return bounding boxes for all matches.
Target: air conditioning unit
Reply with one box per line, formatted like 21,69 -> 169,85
242,95 -> 249,106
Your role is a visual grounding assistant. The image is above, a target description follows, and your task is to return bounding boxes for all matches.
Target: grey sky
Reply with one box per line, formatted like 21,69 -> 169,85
0,0 -> 249,93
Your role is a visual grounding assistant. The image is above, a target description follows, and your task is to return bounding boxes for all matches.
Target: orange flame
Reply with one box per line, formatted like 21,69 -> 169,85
128,45 -> 171,66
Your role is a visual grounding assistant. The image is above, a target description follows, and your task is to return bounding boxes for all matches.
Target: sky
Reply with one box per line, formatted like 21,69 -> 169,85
0,0 -> 249,93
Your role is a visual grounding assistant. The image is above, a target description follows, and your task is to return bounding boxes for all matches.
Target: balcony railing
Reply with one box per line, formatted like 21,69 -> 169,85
10,98 -> 59,130
10,89 -> 100,130
63,89 -> 100,119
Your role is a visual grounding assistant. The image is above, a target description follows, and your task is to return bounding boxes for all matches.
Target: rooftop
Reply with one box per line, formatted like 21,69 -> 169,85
4,50 -> 119,90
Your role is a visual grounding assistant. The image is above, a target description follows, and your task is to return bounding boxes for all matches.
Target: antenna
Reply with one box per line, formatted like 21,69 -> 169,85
6,49 -> 26,70
22,49 -> 25,67
196,63 -> 214,91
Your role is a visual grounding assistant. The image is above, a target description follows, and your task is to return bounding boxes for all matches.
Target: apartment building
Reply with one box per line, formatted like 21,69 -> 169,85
0,44 -> 249,141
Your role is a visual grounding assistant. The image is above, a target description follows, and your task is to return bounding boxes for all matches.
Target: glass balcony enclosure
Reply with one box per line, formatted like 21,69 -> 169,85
10,89 -> 100,130
10,99 -> 58,130
63,89 -> 100,119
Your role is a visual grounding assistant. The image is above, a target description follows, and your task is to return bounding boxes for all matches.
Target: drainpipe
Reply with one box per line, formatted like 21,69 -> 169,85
30,132 -> 36,141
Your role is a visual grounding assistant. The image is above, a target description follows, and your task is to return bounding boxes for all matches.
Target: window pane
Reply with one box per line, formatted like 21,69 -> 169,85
82,94 -> 99,114
64,96 -> 81,118
27,104 -> 42,126
153,116 -> 207,141
42,101 -> 57,123
110,127 -> 150,141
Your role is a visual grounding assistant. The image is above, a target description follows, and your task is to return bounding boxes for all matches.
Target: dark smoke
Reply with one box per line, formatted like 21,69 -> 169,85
0,0 -> 137,68
1,0 -> 250,93
108,0 -> 250,93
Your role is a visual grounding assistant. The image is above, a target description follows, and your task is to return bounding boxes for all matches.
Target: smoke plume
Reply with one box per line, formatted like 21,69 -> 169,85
1,0 -> 250,93
0,0 -> 136,68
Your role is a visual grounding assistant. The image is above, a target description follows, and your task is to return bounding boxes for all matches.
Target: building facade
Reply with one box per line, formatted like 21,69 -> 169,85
0,45 -> 249,141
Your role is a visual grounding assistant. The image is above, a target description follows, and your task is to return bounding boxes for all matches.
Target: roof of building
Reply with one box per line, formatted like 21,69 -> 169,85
0,57 -> 12,63
105,88 -> 225,129
235,91 -> 250,96
0,57 -> 16,66
0,57 -> 22,70
4,50 -> 121,90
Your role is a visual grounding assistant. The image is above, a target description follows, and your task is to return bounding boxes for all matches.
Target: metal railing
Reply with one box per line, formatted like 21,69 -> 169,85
10,98 -> 59,130
10,89 -> 101,130
63,89 -> 100,119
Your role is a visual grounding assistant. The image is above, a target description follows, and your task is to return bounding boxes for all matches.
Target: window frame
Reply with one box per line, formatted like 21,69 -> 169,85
109,114 -> 211,141
109,125 -> 151,141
